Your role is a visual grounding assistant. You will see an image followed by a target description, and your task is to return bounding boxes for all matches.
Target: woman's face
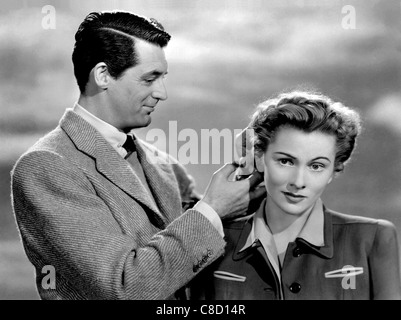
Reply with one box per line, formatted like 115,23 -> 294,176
261,126 -> 336,218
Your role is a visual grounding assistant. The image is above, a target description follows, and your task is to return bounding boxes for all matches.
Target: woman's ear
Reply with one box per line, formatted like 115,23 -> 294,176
328,167 -> 343,184
255,153 -> 265,173
329,163 -> 344,183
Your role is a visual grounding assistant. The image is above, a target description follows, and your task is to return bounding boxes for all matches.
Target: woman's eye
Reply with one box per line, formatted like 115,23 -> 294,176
279,159 -> 293,166
310,163 -> 325,171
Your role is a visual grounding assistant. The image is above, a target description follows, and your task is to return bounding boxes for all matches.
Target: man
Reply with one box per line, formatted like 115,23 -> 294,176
11,11 -> 264,300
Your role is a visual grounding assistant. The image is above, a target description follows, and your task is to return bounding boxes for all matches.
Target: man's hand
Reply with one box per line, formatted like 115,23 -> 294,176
201,163 -> 266,219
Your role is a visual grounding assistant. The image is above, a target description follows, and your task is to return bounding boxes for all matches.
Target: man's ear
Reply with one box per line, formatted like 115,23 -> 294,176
93,62 -> 111,90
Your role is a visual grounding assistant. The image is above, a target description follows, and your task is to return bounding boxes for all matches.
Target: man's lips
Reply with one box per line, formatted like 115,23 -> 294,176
143,105 -> 155,112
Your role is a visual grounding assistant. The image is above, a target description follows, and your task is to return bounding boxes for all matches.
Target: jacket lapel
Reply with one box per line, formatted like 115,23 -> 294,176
232,217 -> 255,261
59,109 -> 166,227
231,216 -> 281,297
135,141 -> 182,223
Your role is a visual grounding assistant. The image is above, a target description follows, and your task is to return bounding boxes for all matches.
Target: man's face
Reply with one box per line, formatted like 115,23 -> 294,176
107,39 -> 168,131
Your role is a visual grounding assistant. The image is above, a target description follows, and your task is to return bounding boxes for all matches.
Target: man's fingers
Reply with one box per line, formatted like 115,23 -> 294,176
249,186 -> 267,201
246,170 -> 264,188
215,162 -> 240,179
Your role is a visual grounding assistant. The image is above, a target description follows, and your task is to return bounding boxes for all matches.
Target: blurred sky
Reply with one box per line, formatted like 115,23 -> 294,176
0,0 -> 400,299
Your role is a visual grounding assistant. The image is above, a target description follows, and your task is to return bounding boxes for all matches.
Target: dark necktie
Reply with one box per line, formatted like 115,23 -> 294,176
122,134 -> 136,154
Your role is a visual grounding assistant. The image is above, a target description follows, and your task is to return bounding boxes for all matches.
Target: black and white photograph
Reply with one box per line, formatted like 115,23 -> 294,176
0,0 -> 400,305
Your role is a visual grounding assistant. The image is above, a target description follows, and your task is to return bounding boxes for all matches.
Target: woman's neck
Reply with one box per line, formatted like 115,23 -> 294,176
264,196 -> 313,235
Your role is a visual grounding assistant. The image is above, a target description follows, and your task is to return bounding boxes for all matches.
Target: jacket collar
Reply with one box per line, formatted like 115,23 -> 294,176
232,203 -> 334,260
72,103 -> 128,158
59,109 -> 175,228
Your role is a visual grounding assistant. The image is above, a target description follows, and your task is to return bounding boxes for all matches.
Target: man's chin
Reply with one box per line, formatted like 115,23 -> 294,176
121,119 -> 151,133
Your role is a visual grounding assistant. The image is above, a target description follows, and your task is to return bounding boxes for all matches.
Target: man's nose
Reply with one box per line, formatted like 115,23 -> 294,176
287,168 -> 306,192
152,78 -> 167,101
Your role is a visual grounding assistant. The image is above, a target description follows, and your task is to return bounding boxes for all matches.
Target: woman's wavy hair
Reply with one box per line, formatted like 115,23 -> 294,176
249,90 -> 362,172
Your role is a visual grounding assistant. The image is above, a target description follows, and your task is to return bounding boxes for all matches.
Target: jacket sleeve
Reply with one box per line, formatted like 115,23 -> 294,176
369,219 -> 401,300
11,150 -> 225,300
171,162 -> 202,209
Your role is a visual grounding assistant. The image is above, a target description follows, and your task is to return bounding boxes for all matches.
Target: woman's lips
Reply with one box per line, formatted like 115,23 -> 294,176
282,191 -> 306,203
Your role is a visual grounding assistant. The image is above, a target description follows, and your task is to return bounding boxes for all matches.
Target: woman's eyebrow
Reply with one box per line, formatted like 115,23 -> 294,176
311,156 -> 331,163
274,152 -> 295,159
274,152 -> 331,163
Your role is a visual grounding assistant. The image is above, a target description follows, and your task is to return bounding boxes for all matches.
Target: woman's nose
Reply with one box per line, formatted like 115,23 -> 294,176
287,168 -> 306,192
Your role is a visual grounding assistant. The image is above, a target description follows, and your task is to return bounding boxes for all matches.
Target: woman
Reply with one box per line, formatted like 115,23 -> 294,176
190,90 -> 401,300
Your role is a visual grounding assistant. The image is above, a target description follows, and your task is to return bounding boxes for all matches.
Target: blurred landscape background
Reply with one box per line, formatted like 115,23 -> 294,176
0,0 -> 400,299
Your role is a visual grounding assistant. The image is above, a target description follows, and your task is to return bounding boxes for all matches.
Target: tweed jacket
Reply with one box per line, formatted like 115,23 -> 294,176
11,109 -> 225,300
190,206 -> 401,300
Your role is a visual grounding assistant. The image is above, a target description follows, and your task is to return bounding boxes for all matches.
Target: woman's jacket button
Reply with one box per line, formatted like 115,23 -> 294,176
289,282 -> 301,293
293,247 -> 302,257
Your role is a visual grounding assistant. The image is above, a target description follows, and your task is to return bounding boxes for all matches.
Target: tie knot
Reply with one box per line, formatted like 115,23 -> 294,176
122,134 -> 136,153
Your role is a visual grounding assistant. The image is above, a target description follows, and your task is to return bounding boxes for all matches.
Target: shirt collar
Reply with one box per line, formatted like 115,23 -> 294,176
240,198 -> 282,280
239,198 -> 266,252
298,198 -> 325,246
240,197 -> 325,252
73,103 -> 128,158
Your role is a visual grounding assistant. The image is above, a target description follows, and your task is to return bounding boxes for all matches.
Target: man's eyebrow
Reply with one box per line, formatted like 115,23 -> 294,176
141,70 -> 168,78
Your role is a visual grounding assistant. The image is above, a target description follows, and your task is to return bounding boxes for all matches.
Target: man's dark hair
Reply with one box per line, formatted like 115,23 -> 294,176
72,11 -> 171,93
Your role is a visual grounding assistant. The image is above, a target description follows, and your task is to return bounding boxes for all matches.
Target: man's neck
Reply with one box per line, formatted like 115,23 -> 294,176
77,94 -> 100,116
77,93 -> 117,127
